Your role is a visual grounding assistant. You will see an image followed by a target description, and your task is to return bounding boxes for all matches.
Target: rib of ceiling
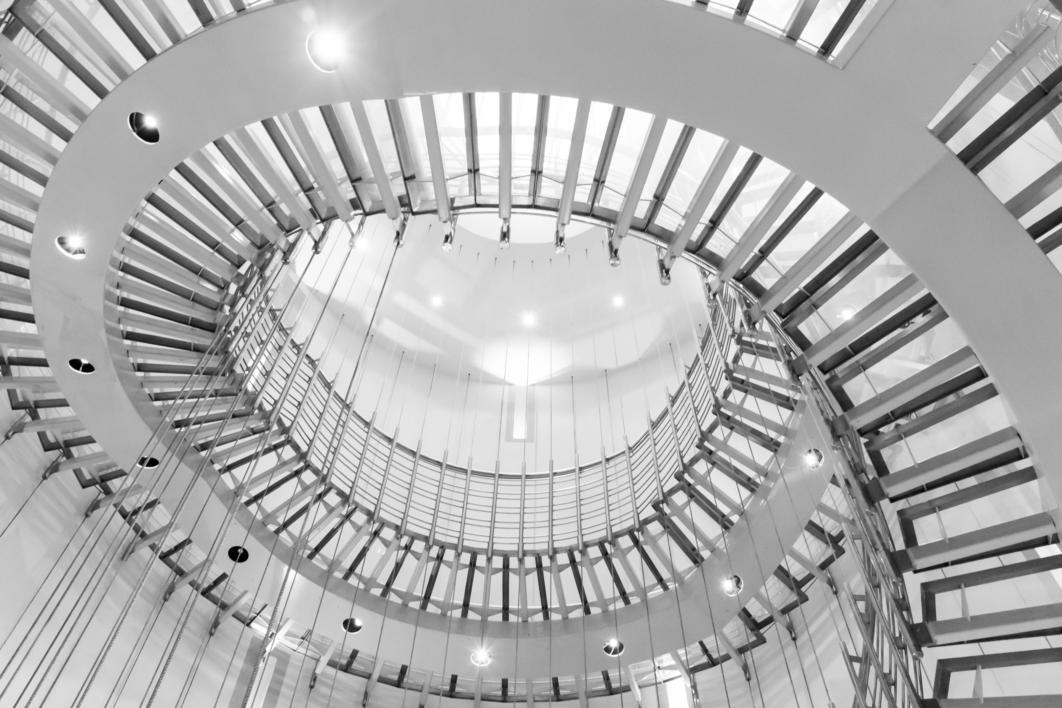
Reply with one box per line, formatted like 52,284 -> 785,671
0,0 -> 1057,703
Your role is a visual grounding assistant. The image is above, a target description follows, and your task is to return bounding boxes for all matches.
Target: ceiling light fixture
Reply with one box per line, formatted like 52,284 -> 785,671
721,574 -> 744,597
341,617 -> 363,633
128,112 -> 160,144
470,647 -> 492,667
554,225 -> 566,254
612,294 -> 625,309
608,240 -> 621,267
442,229 -> 454,252
803,448 -> 824,470
839,306 -> 856,321
499,220 -> 511,249
137,456 -> 160,469
430,294 -> 443,308
56,234 -> 86,260
603,638 -> 625,657
521,311 -> 537,328
68,357 -> 95,374
306,28 -> 346,73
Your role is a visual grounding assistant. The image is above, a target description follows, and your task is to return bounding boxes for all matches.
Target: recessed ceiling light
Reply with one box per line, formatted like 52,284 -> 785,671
56,234 -> 86,260
306,28 -> 346,73
341,617 -> 363,633
137,456 -> 160,469
430,295 -> 443,308
721,574 -> 743,597
521,311 -> 537,328
470,647 -> 492,667
128,112 -> 160,144
68,357 -> 95,374
839,306 -> 856,321
227,545 -> 249,563
611,294 -> 625,309
603,638 -> 625,657
803,448 -> 824,470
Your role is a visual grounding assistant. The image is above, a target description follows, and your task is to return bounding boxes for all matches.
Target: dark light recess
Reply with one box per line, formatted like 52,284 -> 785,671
68,357 -> 95,374
137,456 -> 160,469
227,545 -> 249,563
128,112 -> 160,144
341,617 -> 363,633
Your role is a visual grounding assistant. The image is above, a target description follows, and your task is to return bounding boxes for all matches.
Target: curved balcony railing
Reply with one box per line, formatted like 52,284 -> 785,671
221,268 -> 741,555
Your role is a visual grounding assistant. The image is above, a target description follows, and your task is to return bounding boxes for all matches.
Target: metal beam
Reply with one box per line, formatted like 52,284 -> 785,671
420,94 -> 451,223
499,92 -> 512,220
556,98 -> 591,227
717,173 -> 803,282
349,102 -> 401,220
666,140 -> 739,263
845,346 -> 980,429
610,115 -> 667,245
869,427 -> 1025,501
894,512 -> 1056,572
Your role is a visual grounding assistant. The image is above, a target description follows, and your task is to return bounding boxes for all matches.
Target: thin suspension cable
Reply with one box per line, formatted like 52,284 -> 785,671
3,223 -> 311,706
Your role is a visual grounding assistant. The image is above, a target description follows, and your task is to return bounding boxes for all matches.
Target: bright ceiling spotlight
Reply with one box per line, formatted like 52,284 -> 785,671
608,240 -> 621,267
306,28 -> 347,73
803,448 -> 824,470
128,112 -> 160,144
603,638 -> 625,657
521,311 -> 537,328
554,225 -> 566,254
442,229 -> 454,252
470,647 -> 492,667
68,357 -> 95,374
611,294 -> 625,309
430,294 -> 443,309
56,234 -> 86,260
499,220 -> 511,249
839,306 -> 856,321
721,574 -> 744,597
341,617 -> 363,633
